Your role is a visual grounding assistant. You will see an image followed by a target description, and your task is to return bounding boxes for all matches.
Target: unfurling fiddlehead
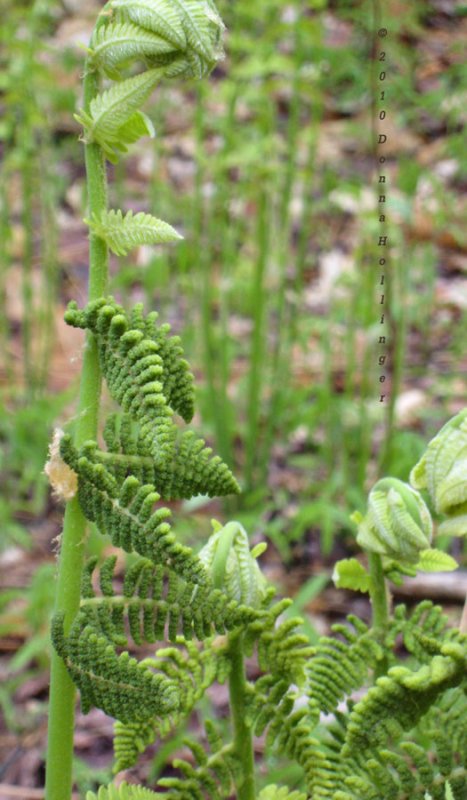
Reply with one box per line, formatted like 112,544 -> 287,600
411,408 -> 467,537
77,0 -> 224,162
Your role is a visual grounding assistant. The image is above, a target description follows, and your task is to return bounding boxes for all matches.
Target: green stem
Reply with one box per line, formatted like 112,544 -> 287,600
227,630 -> 256,800
45,64 -> 108,800
244,189 -> 268,490
368,551 -> 390,677
210,523 -> 255,799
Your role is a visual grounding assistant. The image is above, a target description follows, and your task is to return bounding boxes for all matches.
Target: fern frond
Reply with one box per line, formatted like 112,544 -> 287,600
168,0 -> 219,62
157,720 -> 237,799
99,415 -> 239,498
60,439 -> 207,583
78,555 -> 263,645
255,603 -> 314,686
64,299 -> 240,494
110,0 -> 187,49
87,782 -> 158,799
128,302 -> 195,422
114,638 -> 230,771
307,614 -> 384,724
343,641 -> 467,760
66,296 -> 195,422
75,69 -> 162,162
110,0 -> 224,79
85,209 -> 182,256
90,21 -> 175,78
258,787 -> 307,800
304,689 -> 467,799
51,613 -> 178,723
333,715 -> 467,800
390,600 -> 452,662
65,299 -> 177,464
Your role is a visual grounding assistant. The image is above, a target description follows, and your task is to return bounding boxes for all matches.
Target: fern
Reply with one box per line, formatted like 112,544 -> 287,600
85,209 -> 182,256
99,415 -> 240,499
307,615 -> 384,724
110,0 -> 187,49
114,638 -> 230,771
329,689 -> 467,800
46,1 -> 467,798
156,720 -> 238,799
87,783 -> 159,800
75,69 -> 162,162
109,0 -> 224,78
64,298 -> 188,464
51,612 -> 179,723
257,787 -> 307,800
71,555 -> 264,646
89,21 -> 175,78
59,439 -> 207,581
343,642 -> 466,759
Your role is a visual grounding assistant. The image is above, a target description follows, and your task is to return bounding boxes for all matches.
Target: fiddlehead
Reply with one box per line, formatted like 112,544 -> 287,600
410,408 -> 467,537
351,478 -> 433,566
77,0 -> 224,163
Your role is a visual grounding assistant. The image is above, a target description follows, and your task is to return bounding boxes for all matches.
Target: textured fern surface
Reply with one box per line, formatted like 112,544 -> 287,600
77,0 -> 225,163
302,606 -> 467,800
114,638 -> 230,771
87,782 -> 159,800
333,688 -> 467,799
85,209 -> 182,256
75,68 -> 162,161
258,787 -> 307,800
52,613 -> 179,723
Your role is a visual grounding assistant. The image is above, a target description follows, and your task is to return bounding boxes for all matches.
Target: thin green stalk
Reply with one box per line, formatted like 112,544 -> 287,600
37,141 -> 59,394
0,159 -> 13,386
227,630 -> 256,800
21,137 -> 35,391
45,63 -> 109,800
244,189 -> 269,490
210,521 -> 256,799
195,87 -> 232,467
379,235 -> 406,475
259,14 -> 307,484
368,551 -> 390,677
214,85 -> 240,471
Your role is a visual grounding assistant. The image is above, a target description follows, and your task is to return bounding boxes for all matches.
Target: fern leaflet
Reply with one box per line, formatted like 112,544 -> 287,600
85,209 -> 182,256
75,69 -> 162,162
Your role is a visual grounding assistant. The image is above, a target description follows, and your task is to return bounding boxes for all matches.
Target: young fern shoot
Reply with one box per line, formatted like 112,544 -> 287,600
45,1 -> 227,797
45,2 -> 467,798
46,4 -> 312,800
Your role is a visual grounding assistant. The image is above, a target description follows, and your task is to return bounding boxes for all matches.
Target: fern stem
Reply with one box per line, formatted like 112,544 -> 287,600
227,630 -> 256,800
368,552 -> 390,676
210,522 -> 256,798
45,64 -> 108,800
